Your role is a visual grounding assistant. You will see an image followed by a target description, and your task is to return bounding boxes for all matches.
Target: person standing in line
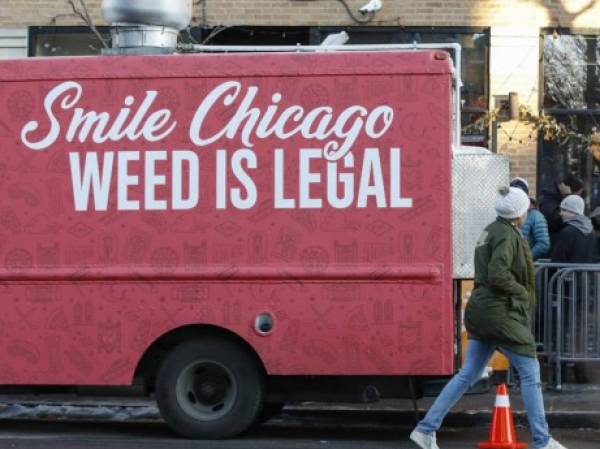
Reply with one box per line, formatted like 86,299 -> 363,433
550,195 -> 597,385
550,195 -> 597,264
538,175 -> 584,246
510,177 -> 550,260
410,186 -> 569,449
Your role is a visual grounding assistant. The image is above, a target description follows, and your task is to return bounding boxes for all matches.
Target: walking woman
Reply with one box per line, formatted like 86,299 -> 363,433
410,186 -> 568,449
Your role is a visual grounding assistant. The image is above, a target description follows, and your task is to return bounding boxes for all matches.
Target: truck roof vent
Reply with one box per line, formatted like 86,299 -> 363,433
102,0 -> 192,55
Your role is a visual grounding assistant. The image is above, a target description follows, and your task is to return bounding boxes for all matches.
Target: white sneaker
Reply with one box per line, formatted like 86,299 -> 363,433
539,438 -> 569,449
410,429 -> 440,449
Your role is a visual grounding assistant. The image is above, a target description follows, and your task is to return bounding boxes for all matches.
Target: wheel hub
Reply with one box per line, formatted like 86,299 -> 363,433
176,360 -> 237,421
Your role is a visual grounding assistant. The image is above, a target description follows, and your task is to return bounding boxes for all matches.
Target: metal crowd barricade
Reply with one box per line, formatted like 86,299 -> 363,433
533,262 -> 600,389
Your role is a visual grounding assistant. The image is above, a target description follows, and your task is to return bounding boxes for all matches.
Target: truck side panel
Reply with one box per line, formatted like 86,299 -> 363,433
0,51 -> 453,385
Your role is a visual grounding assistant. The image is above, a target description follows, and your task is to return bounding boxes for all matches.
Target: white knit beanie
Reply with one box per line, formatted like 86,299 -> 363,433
495,186 -> 530,219
560,194 -> 585,216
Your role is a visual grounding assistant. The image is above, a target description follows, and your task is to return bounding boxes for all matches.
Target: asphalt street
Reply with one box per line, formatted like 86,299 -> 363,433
0,419 -> 596,449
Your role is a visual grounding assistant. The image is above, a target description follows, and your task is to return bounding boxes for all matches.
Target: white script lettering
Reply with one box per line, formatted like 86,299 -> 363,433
190,81 -> 394,161
21,82 -> 177,151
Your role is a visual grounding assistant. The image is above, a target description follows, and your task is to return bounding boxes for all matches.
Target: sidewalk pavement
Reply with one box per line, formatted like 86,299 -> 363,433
0,384 -> 598,429
287,384 -> 600,430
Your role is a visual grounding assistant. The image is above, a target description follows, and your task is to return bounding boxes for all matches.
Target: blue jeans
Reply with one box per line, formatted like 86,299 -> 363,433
416,338 -> 551,449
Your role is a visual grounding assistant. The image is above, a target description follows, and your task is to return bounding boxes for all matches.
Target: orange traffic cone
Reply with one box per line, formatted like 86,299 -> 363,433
478,384 -> 527,449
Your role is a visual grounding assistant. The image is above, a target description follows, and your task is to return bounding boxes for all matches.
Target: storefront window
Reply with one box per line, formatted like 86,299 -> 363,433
29,26 -> 110,56
544,34 -> 600,110
184,26 -> 310,46
540,31 -> 600,206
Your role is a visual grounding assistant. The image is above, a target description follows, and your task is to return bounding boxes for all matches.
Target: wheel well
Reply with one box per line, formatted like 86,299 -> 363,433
133,325 -> 266,391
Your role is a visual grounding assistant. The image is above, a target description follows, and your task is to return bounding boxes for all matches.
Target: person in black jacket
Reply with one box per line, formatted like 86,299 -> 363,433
550,195 -> 597,263
550,194 -> 597,384
539,175 -> 584,247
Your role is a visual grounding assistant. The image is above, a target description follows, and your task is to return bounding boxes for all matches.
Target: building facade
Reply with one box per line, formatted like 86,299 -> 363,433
2,0 -> 600,201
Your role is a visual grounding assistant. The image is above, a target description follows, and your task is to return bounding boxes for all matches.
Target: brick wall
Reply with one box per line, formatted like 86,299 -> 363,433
1,1 -> 600,28
489,27 -> 541,195
496,122 -> 539,196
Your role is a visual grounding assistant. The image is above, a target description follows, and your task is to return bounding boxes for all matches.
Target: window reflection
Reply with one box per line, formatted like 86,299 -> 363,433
541,31 -> 600,209
30,27 -> 110,57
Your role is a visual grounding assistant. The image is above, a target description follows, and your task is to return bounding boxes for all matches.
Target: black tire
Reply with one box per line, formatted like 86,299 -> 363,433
155,337 -> 265,439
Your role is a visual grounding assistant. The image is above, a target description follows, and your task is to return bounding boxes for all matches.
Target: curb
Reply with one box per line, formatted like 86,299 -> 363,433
278,408 -> 600,430
0,401 -> 597,429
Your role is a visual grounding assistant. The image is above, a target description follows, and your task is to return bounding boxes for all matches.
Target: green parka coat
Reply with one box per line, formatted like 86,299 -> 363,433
464,217 -> 537,358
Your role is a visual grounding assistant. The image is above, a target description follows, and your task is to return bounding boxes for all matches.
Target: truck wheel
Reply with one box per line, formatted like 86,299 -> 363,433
155,338 -> 265,439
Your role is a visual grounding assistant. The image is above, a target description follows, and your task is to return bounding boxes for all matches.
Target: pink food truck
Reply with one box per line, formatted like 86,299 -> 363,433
0,5 -> 509,436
